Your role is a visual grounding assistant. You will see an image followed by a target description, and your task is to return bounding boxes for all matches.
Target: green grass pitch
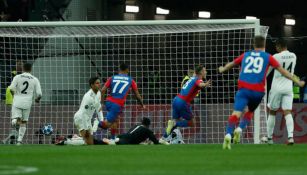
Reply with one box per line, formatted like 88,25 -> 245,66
1,144 -> 307,175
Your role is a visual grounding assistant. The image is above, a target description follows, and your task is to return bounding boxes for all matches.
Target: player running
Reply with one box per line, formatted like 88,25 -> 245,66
98,63 -> 145,139
9,63 -> 42,145
163,65 -> 211,138
218,36 -> 305,149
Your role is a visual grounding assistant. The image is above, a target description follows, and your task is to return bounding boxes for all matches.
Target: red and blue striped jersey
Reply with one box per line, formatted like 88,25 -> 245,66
234,50 -> 280,92
177,76 -> 203,104
104,74 -> 138,106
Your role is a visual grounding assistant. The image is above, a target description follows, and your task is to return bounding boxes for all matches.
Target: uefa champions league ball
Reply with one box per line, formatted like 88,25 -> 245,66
41,124 -> 53,136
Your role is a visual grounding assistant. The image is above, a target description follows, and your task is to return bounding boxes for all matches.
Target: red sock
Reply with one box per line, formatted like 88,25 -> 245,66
243,111 -> 253,121
99,121 -> 108,129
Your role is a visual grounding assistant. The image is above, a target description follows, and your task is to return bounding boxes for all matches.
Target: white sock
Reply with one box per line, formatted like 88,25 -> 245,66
65,138 -> 85,145
235,127 -> 242,133
17,125 -> 26,142
285,114 -> 294,138
267,114 -> 275,139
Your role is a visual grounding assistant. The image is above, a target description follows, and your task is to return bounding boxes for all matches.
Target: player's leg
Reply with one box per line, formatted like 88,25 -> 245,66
266,91 -> 281,144
98,102 -> 121,139
14,108 -> 30,145
11,106 -> 21,129
281,93 -> 294,145
70,114 -> 93,145
79,130 -> 94,145
223,90 -> 247,149
234,90 -> 264,144
165,97 -> 181,136
175,103 -> 194,128
238,90 -> 265,130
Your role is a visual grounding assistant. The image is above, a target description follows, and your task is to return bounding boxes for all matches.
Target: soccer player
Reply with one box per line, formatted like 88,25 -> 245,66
164,65 -> 211,137
68,77 -> 103,145
103,117 -> 168,145
218,36 -> 305,149
9,63 -> 42,145
99,63 -> 145,139
267,38 -> 297,145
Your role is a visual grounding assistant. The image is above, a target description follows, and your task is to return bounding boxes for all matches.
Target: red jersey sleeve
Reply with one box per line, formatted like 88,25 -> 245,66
104,77 -> 112,88
269,55 -> 280,68
195,79 -> 203,86
131,80 -> 138,90
234,54 -> 245,65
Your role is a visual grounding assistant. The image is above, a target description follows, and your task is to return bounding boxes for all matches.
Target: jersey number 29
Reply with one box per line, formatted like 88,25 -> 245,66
243,56 -> 264,74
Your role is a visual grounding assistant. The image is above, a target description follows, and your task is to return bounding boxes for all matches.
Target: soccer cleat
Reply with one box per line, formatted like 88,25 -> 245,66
287,137 -> 294,145
102,138 -> 116,145
166,120 -> 175,135
159,138 -> 170,145
233,128 -> 242,144
16,141 -> 22,146
223,134 -> 231,150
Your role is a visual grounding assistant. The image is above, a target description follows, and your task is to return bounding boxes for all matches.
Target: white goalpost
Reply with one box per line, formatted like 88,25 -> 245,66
0,19 -> 268,144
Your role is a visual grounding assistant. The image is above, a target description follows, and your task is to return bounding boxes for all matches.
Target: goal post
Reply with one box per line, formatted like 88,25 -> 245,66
0,19 -> 267,144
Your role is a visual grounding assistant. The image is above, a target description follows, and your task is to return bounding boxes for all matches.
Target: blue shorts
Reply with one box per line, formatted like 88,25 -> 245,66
105,101 -> 122,123
172,96 -> 193,120
234,88 -> 265,112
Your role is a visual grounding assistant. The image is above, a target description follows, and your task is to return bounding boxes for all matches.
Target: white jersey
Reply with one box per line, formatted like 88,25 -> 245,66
271,50 -> 297,93
9,72 -> 42,109
74,89 -> 101,122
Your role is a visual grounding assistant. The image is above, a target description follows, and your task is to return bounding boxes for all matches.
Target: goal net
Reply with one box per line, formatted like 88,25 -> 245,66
0,20 -> 268,144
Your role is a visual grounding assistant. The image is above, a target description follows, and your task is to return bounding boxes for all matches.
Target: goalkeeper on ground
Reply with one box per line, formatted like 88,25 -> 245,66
103,117 -> 168,145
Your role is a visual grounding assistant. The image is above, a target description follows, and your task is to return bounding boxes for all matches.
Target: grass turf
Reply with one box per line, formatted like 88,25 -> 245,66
0,144 -> 307,175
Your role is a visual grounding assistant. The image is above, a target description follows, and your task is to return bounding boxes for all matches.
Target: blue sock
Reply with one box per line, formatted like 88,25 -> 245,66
226,115 -> 239,135
163,130 -> 168,138
239,118 -> 250,130
226,123 -> 236,135
176,120 -> 188,127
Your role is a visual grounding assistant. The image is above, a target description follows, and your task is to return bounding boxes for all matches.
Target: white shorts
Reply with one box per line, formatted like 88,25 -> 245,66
11,106 -> 31,121
74,113 -> 92,132
268,91 -> 293,111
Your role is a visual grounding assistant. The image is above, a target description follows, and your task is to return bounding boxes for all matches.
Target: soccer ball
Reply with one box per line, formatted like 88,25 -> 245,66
260,136 -> 268,143
163,128 -> 184,144
41,124 -> 53,136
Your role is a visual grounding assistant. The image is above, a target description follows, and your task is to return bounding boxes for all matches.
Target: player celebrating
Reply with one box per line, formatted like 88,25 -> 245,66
68,77 -> 103,145
267,38 -> 297,145
219,36 -> 305,149
9,63 -> 42,145
164,65 -> 211,137
99,63 -> 145,139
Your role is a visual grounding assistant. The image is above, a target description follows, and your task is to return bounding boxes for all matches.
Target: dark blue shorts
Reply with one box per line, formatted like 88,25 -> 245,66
172,96 -> 193,120
105,101 -> 122,123
234,88 -> 265,112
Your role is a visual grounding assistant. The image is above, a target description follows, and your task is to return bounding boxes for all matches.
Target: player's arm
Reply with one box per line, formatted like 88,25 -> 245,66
198,79 -> 211,88
218,54 -> 244,73
35,78 -> 42,103
269,55 -> 305,87
9,76 -> 18,95
100,78 -> 111,102
275,66 -> 305,87
131,80 -> 145,109
146,129 -> 159,144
